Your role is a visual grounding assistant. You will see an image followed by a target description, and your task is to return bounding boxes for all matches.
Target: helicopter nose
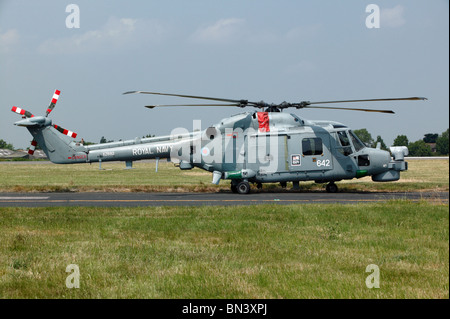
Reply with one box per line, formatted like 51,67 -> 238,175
368,148 -> 391,174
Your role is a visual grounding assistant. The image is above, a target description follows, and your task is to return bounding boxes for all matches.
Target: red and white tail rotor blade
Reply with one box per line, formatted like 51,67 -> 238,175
53,124 -> 77,138
11,106 -> 34,118
28,139 -> 38,155
46,89 -> 61,117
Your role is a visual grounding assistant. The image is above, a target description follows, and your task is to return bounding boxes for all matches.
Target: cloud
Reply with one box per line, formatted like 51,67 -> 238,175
38,17 -> 164,54
189,18 -> 246,44
382,5 -> 406,28
189,19 -> 322,46
0,28 -> 19,53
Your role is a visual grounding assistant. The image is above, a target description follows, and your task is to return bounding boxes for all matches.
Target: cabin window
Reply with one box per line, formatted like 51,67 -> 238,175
302,138 -> 323,156
337,131 -> 353,156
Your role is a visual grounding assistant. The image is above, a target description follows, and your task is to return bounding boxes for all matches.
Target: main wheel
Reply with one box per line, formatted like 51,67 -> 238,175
326,182 -> 338,193
236,181 -> 251,194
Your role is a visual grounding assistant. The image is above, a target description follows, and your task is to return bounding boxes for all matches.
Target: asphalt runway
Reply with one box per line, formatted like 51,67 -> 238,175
0,191 -> 447,207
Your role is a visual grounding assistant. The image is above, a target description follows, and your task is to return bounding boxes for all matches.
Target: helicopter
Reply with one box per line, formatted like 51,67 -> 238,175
11,89 -> 426,194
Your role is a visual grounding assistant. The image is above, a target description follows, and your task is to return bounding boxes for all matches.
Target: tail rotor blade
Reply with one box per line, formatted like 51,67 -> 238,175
11,106 -> 34,118
53,124 -> 77,138
46,89 -> 61,117
28,139 -> 38,155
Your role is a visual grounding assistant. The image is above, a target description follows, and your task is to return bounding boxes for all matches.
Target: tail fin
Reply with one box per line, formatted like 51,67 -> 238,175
28,126 -> 87,164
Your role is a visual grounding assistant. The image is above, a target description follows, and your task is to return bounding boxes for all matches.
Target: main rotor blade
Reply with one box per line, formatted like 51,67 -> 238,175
124,90 -> 251,104
145,103 -> 241,109
305,105 -> 395,114
307,97 -> 427,105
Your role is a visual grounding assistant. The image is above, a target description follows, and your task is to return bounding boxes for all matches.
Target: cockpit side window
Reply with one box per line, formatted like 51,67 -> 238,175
348,130 -> 366,152
336,131 -> 353,156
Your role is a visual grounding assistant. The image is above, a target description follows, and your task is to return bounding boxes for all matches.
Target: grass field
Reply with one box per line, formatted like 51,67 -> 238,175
0,201 -> 448,298
0,159 -> 448,193
0,159 -> 448,299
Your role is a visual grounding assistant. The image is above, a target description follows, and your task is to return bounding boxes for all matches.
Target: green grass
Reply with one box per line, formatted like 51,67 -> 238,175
0,161 -> 219,193
0,201 -> 448,298
0,159 -> 448,193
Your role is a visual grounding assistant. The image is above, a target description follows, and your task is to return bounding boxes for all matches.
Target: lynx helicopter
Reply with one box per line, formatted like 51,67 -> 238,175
11,89 -> 426,194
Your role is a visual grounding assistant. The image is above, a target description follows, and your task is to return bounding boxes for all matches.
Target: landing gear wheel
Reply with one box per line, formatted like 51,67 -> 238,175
256,183 -> 263,189
231,184 -> 238,193
236,181 -> 251,194
326,182 -> 338,193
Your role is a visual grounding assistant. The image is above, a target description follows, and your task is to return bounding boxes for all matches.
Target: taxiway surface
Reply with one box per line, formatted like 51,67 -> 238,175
0,191 -> 447,207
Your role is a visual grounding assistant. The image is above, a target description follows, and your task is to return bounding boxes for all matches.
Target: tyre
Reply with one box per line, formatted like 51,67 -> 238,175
326,182 -> 338,193
236,181 -> 250,194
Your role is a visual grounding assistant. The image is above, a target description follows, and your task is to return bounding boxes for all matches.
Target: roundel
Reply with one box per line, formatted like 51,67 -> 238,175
201,147 -> 210,156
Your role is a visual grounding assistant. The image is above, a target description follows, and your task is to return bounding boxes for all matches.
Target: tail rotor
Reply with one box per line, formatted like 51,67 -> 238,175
10,89 -> 78,155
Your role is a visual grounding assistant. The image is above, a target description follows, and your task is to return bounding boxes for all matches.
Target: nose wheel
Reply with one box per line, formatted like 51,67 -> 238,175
326,182 -> 338,193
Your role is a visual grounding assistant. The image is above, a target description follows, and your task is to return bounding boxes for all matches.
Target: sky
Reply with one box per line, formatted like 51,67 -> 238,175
0,0 -> 448,149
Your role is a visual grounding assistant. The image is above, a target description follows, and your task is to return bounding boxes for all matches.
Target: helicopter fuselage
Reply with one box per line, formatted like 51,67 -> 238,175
26,110 -> 407,194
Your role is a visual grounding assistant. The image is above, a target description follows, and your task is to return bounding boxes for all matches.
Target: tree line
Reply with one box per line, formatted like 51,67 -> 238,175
353,128 -> 449,156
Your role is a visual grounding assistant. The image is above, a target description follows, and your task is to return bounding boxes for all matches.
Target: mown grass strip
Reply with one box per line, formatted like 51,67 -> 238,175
0,159 -> 448,193
0,201 -> 448,298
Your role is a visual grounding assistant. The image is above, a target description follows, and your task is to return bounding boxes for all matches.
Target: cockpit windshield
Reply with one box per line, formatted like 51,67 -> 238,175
335,130 -> 367,156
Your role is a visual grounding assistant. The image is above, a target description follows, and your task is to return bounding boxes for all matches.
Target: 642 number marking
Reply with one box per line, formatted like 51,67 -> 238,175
317,159 -> 331,167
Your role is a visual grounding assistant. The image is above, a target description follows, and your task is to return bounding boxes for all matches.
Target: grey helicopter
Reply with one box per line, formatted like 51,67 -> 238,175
11,89 -> 426,194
